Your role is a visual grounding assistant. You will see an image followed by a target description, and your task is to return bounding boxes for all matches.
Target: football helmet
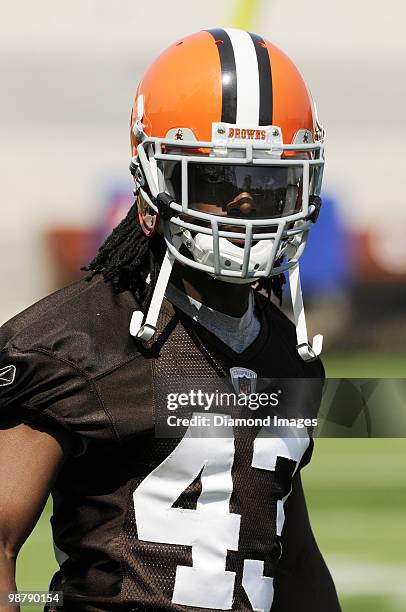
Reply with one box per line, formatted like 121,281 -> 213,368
129,28 -> 325,360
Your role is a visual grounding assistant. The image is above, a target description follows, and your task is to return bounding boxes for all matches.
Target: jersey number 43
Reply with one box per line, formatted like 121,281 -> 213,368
133,414 -> 309,612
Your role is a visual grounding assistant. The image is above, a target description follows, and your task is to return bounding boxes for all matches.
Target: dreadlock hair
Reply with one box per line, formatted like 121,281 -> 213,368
84,201 -> 286,311
83,202 -> 166,312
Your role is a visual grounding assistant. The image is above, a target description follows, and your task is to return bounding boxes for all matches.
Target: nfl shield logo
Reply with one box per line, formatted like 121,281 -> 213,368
230,367 -> 257,395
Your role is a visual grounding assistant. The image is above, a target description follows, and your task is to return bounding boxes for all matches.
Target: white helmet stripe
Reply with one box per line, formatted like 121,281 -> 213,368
224,28 -> 260,125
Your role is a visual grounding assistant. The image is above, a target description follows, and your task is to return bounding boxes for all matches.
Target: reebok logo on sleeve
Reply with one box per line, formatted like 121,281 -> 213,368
0,365 -> 16,386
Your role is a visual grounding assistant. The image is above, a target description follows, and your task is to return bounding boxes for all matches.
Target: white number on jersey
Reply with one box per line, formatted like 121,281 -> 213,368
133,413 -> 309,611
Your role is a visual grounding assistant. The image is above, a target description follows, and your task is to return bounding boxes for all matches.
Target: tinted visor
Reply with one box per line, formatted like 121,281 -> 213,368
171,162 -> 304,219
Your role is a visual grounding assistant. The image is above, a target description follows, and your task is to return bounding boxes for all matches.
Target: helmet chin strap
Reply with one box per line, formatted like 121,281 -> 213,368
288,263 -> 323,361
130,236 -> 181,342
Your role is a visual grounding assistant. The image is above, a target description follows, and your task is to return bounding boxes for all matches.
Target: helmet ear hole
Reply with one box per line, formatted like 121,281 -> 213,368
137,192 -> 160,237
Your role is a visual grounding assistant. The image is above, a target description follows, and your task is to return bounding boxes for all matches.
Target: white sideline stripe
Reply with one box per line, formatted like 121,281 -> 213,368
329,558 -> 406,597
224,28 -> 259,125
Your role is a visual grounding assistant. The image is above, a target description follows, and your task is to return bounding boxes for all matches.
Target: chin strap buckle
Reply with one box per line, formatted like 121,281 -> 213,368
129,311 -> 156,341
131,321 -> 157,342
296,335 -> 323,362
289,263 -> 323,362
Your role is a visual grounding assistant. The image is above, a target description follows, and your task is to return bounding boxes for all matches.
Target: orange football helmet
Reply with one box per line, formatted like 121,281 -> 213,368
129,28 -> 325,360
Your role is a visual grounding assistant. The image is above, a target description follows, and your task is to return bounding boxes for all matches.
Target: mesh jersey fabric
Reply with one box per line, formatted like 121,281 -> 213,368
0,275 -> 326,611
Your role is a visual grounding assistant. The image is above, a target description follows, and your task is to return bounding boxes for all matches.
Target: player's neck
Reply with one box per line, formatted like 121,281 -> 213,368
170,264 -> 251,318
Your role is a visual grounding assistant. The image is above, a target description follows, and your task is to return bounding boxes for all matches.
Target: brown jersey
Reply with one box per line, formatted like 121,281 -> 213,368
0,275 -> 324,611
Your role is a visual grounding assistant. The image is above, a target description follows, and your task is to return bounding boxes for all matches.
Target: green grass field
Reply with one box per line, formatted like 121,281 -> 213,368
15,353 -> 406,612
304,439 -> 406,611
324,352 -> 406,378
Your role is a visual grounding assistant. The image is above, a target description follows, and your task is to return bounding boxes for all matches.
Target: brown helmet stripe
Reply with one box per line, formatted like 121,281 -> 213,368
206,28 -> 238,124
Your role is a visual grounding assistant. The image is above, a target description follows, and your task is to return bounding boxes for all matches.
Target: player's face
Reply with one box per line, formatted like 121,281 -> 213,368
170,160 -> 307,228
189,189 -> 256,219
188,163 -> 302,220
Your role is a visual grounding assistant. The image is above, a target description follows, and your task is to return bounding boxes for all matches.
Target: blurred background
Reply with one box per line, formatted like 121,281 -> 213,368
1,1 -> 405,610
